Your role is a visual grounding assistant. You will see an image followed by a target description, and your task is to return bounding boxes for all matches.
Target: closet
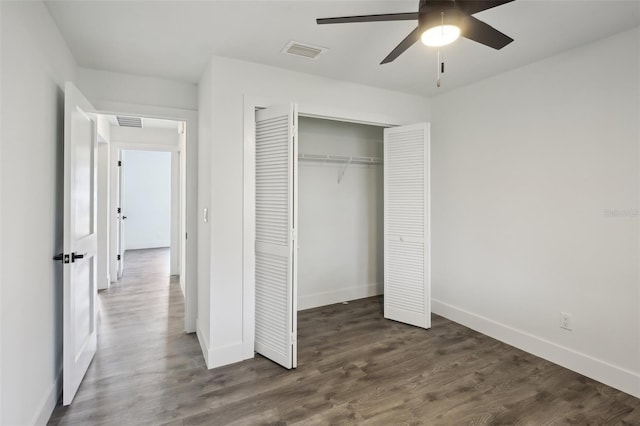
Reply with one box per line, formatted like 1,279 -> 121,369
297,117 -> 385,311
254,102 -> 430,370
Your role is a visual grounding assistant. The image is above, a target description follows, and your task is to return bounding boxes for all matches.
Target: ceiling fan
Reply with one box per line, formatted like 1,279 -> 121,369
317,0 -> 515,64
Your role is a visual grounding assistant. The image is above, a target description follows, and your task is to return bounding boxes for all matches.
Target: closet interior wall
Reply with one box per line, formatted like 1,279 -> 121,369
297,117 -> 385,310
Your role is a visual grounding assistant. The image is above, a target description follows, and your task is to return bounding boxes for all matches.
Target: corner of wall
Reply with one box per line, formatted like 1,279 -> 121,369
196,58 -> 214,367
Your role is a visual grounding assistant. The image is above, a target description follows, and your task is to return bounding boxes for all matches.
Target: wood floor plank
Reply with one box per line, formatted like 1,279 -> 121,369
49,248 -> 640,425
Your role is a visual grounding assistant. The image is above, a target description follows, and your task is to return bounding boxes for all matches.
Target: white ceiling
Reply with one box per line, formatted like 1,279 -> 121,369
45,1 -> 640,97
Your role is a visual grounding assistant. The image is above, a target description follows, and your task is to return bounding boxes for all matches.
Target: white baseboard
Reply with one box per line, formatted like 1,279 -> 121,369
298,283 -> 382,311
178,275 -> 185,298
98,274 -> 110,290
124,243 -> 170,251
196,323 -> 211,368
205,341 -> 247,369
432,299 -> 640,398
196,324 -> 248,369
31,369 -> 61,426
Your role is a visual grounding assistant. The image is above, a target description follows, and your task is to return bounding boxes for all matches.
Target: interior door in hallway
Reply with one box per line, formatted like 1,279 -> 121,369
62,82 -> 99,405
254,103 -> 298,369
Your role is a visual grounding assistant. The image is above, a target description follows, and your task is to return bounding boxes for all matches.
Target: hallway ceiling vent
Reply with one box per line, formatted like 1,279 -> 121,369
281,41 -> 328,60
116,116 -> 143,128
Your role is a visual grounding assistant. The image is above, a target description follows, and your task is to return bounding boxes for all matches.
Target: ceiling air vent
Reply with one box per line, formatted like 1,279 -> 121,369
282,41 -> 328,60
116,116 -> 143,128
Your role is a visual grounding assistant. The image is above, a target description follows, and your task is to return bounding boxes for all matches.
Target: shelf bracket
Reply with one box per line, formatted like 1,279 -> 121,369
337,157 -> 353,184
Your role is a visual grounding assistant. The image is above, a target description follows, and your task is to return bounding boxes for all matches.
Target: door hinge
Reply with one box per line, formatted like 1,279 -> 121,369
291,228 -> 297,241
185,232 -> 188,240
290,332 -> 297,344
117,207 -> 121,214
117,254 -> 121,261
117,160 -> 122,167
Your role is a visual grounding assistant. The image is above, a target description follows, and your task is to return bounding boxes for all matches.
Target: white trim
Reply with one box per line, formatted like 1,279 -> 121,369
94,101 -> 196,118
196,323 -> 211,368
97,101 -> 197,334
206,342 -> 247,369
197,324 -> 245,369
243,95 -> 407,367
297,103 -> 400,128
31,370 -> 62,426
298,283 -> 383,311
432,299 -> 640,398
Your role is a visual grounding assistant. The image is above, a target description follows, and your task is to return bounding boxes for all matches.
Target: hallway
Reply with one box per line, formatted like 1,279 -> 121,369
49,248 -> 203,425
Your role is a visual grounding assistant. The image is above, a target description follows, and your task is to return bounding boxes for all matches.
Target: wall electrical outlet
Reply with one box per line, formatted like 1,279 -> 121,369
560,312 -> 573,331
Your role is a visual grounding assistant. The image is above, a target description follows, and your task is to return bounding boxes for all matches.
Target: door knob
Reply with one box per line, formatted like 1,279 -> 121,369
53,253 -> 70,264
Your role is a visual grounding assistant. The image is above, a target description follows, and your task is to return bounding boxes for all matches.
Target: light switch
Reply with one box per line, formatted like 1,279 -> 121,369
203,208 -> 208,223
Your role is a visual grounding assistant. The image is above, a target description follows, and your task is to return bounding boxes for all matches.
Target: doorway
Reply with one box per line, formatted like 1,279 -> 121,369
297,116 -> 385,310
120,149 -> 174,273
246,98 -> 431,370
95,114 -> 196,333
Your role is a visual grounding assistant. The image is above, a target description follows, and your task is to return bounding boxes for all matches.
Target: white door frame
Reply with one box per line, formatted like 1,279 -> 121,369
97,101 -> 198,334
242,95 -> 405,358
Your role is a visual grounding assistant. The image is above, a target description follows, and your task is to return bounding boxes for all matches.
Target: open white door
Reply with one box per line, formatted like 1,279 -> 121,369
254,103 -> 298,369
61,82 -> 98,405
383,123 -> 431,329
116,150 -> 124,279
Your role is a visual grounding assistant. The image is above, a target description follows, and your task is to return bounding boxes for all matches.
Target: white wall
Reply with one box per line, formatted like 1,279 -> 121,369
430,27 -> 640,397
0,1 -> 77,424
77,67 -> 197,111
110,126 -> 181,147
297,117 -> 384,309
122,150 -> 172,250
199,55 -> 430,368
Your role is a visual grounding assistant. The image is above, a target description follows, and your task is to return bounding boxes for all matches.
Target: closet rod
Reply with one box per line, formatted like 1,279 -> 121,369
298,153 -> 382,165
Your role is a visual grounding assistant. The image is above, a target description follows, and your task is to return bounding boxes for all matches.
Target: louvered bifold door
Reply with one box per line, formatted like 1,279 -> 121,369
383,123 -> 431,329
255,103 -> 298,369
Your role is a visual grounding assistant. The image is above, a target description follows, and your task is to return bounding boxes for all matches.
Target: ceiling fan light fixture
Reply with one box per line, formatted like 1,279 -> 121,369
421,24 -> 461,47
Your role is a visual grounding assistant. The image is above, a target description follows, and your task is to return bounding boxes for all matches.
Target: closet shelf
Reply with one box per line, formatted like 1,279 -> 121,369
298,153 -> 382,166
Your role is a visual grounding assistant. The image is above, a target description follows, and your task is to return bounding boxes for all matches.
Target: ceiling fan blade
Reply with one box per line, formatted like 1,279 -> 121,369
455,0 -> 515,15
380,26 -> 422,64
317,12 -> 418,25
461,15 -> 513,49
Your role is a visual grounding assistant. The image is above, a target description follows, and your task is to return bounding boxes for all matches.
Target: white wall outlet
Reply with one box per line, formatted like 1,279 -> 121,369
560,312 -> 573,331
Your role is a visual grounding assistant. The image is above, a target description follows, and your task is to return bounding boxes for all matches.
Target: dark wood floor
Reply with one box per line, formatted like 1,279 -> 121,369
49,248 -> 640,425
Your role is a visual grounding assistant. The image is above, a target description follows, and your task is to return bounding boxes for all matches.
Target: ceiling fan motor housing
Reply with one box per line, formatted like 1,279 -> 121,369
418,1 -> 467,33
